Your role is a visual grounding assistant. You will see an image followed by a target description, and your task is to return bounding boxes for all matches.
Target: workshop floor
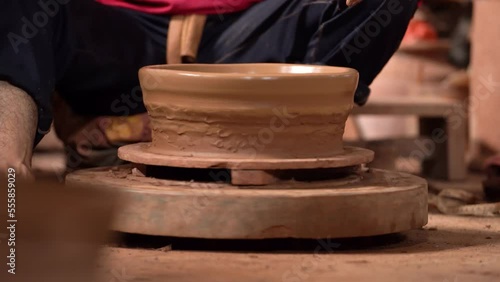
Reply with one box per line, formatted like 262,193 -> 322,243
97,215 -> 499,282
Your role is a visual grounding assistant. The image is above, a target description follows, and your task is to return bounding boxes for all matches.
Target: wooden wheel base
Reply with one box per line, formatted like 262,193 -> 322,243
66,165 -> 428,239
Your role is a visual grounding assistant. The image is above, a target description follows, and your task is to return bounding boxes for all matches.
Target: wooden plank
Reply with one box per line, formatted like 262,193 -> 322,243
351,95 -> 461,117
351,91 -> 468,181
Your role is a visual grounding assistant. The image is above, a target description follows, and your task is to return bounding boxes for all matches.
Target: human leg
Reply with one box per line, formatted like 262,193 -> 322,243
198,0 -> 419,105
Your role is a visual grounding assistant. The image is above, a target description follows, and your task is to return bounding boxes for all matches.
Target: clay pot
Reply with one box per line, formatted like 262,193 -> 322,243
139,64 -> 358,159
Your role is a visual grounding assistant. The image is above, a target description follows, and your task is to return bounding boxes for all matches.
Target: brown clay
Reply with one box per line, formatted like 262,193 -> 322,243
139,64 -> 359,159
118,143 -> 374,170
65,63 -> 429,240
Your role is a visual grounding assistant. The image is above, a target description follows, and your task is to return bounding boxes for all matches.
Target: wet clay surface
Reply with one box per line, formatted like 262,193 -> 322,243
147,109 -> 349,159
99,214 -> 500,282
139,64 -> 358,159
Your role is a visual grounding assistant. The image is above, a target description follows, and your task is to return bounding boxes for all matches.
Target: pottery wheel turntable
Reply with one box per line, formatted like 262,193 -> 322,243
66,64 -> 428,239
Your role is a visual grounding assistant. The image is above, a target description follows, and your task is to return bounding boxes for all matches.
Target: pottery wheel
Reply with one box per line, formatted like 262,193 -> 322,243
66,165 -> 428,239
66,64 -> 427,239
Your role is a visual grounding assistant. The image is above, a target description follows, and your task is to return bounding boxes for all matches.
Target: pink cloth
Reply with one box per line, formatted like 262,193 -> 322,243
96,0 -> 262,14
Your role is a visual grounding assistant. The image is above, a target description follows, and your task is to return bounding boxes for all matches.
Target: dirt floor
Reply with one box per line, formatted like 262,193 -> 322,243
95,214 -> 499,282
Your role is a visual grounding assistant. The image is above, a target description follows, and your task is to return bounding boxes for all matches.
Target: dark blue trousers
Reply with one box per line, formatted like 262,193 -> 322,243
0,0 -> 418,144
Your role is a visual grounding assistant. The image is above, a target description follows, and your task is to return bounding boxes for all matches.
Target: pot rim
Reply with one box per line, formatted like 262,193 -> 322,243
140,63 -> 358,80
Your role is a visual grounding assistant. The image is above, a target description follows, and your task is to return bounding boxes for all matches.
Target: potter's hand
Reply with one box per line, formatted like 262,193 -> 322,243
346,0 -> 363,7
0,81 -> 38,182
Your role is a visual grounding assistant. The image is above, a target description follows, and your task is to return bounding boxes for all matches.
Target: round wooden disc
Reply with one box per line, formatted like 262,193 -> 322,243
66,166 -> 428,239
118,143 -> 374,170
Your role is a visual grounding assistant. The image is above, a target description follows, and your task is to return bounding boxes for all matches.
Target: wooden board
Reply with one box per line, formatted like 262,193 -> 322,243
118,143 -> 374,170
351,93 -> 463,117
66,166 -> 428,239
